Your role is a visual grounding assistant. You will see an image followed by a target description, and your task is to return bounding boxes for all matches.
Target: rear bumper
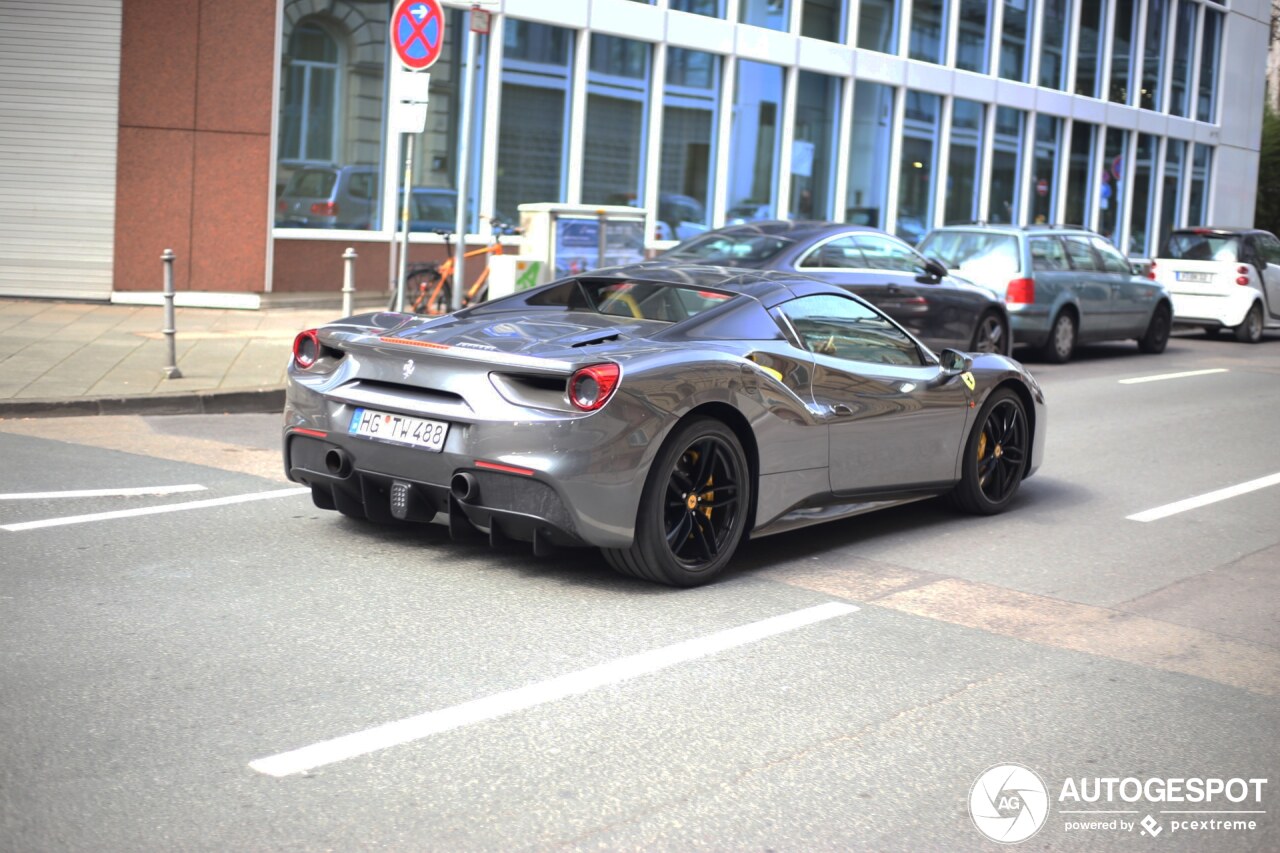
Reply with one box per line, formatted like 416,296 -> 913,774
286,432 -> 587,550
1009,306 -> 1052,348
1170,289 -> 1257,328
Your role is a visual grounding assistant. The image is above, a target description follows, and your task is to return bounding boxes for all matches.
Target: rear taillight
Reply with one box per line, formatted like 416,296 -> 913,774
311,201 -> 338,216
1146,260 -> 1157,280
292,329 -> 319,369
568,363 -> 620,411
1237,276 -> 1250,285
1006,278 -> 1035,304
1237,265 -> 1249,275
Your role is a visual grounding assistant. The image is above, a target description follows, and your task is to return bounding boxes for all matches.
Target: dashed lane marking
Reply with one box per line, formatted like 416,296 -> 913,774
249,601 -> 860,777
1127,472 -> 1280,522
1118,368 -> 1229,384
1,487 -> 309,531
0,485 -> 206,500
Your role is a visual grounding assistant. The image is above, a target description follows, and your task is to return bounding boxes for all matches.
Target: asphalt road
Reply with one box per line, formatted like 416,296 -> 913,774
1,330 -> 1277,852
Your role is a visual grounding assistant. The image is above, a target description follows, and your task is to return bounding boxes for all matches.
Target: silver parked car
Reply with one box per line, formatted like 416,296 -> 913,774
275,165 -> 379,230
918,224 -> 1174,363
283,264 -> 1046,587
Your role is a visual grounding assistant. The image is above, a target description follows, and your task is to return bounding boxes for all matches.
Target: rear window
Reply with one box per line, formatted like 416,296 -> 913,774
918,231 -> 1021,278
1163,232 -> 1239,262
284,170 -> 337,198
526,279 -> 734,324
662,232 -> 791,264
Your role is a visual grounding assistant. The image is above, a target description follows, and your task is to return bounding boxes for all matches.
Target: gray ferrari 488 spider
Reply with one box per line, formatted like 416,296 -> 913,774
283,264 -> 1045,586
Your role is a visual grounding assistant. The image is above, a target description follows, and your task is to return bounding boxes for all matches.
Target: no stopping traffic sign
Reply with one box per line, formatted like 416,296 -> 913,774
392,0 -> 445,70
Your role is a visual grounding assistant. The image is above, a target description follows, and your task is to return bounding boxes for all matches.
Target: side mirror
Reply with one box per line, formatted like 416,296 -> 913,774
918,257 -> 948,281
939,348 -> 973,375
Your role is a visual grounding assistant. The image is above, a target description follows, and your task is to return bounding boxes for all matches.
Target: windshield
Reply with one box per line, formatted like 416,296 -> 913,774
527,279 -> 734,324
1163,232 -> 1239,262
662,232 -> 792,265
918,231 -> 1021,279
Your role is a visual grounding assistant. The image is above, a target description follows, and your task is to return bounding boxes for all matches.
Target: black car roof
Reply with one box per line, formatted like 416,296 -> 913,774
694,219 -> 884,241
1170,226 -> 1263,236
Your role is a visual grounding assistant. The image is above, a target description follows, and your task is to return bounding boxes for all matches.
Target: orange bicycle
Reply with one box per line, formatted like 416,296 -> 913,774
408,217 -> 517,315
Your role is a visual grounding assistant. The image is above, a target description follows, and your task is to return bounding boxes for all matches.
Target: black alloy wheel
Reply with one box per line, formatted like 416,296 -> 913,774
604,418 -> 750,587
1138,303 -> 1172,353
951,388 -> 1028,514
970,311 -> 1011,355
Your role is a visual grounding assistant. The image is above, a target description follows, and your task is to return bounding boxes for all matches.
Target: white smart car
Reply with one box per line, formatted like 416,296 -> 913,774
1152,227 -> 1280,343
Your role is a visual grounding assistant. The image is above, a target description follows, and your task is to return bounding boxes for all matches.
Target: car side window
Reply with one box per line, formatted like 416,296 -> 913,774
778,294 -> 923,367
347,172 -> 373,200
852,234 -> 927,273
798,236 -> 867,269
1089,237 -> 1131,273
1062,237 -> 1099,271
1029,237 -> 1070,271
1263,234 -> 1280,265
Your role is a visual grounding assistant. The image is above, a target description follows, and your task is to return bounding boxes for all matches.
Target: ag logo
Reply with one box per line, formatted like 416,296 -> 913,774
969,764 -> 1049,844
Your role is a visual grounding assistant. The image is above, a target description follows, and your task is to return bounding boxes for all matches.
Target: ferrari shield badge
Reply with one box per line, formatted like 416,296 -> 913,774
961,371 -> 975,391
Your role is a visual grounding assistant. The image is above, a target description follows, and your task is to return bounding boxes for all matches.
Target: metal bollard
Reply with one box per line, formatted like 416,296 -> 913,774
342,247 -> 358,317
161,248 -> 182,379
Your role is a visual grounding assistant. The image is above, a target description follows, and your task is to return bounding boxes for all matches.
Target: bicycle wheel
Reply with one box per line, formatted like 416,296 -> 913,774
405,266 -> 449,315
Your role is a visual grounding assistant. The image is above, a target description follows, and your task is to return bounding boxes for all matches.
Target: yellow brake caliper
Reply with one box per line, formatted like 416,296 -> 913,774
977,431 -> 989,487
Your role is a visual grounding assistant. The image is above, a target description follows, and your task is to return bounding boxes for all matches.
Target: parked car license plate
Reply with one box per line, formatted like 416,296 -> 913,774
348,407 -> 448,451
1175,271 -> 1214,283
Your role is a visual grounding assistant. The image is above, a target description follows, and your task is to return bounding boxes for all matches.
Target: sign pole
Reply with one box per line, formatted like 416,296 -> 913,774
451,24 -> 478,313
396,133 -> 415,312
388,0 -> 445,312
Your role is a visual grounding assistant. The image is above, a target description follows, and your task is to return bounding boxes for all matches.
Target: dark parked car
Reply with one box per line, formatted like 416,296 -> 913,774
918,224 -> 1174,362
276,165 -> 379,230
656,221 -> 1013,355
284,264 -> 1044,586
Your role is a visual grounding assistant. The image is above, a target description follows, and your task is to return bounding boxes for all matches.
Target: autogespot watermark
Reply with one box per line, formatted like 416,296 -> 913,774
968,766 -> 1269,843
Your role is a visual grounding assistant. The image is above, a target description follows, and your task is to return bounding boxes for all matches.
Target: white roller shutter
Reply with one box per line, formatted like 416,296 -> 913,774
0,0 -> 121,299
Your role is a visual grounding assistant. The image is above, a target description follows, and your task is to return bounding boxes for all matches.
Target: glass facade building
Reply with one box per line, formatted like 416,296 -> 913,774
273,0 -> 1240,264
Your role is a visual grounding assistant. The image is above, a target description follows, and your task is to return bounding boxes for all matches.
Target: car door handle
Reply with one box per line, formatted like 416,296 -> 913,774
832,404 -> 854,416
885,285 -> 903,295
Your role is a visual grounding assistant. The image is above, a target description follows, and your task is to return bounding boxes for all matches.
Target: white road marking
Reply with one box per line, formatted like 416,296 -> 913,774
1118,368 -> 1228,385
1127,472 -> 1280,522
249,601 -> 860,777
0,485 -> 207,500
1,487 -> 310,531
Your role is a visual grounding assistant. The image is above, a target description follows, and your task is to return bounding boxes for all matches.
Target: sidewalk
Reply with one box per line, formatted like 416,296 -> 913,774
0,299 -> 360,418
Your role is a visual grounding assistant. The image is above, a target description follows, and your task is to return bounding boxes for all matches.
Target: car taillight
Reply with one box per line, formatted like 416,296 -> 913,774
1237,276 -> 1250,285
568,363 -> 620,411
292,329 -> 319,369
1237,265 -> 1249,274
1006,278 -> 1035,304
311,201 -> 338,216
1146,260 -> 1157,280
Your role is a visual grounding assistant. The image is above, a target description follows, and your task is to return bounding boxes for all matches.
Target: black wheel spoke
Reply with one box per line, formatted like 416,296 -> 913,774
666,511 -> 693,549
691,512 -> 716,559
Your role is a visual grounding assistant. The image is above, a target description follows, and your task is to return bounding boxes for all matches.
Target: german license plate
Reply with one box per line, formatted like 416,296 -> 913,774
1175,271 -> 1214,283
348,407 -> 448,451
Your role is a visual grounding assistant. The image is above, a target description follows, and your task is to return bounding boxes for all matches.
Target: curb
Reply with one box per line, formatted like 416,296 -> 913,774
0,388 -> 286,419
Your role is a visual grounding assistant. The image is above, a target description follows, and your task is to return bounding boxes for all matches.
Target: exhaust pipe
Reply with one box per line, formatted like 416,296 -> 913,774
451,472 -> 479,502
324,448 -> 352,478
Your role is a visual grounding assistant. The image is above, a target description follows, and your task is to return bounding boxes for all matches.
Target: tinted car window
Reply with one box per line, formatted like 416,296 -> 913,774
286,170 -> 338,197
1261,233 -> 1280,264
852,234 -> 925,273
779,294 -> 922,366
1163,232 -> 1239,262
918,231 -> 1021,277
347,171 -> 374,200
664,233 -> 792,263
1062,236 -> 1099,271
1089,237 -> 1132,273
798,236 -> 867,269
1030,237 -> 1070,271
527,279 -> 733,323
